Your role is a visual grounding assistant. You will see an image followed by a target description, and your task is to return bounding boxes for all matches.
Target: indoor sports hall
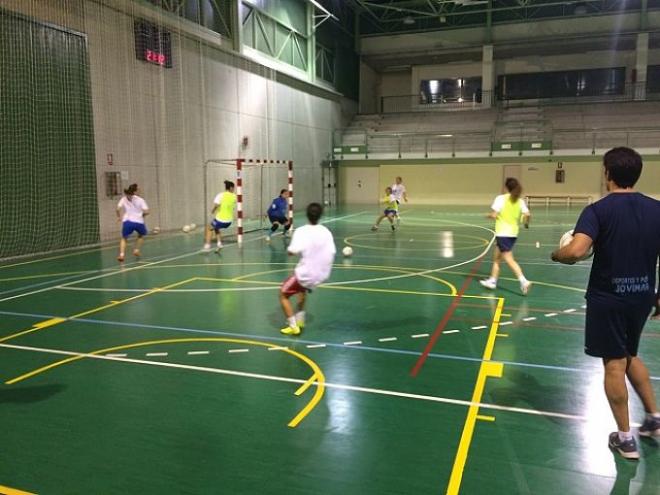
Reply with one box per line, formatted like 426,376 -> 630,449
1,1 -> 659,495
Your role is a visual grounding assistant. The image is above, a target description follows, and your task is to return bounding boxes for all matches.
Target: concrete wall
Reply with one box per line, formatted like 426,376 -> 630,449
359,61 -> 379,114
0,0 -> 354,240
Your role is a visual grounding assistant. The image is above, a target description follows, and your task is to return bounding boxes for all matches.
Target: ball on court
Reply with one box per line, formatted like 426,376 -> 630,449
182,225 -> 191,233
559,229 -> 593,261
342,246 -> 353,257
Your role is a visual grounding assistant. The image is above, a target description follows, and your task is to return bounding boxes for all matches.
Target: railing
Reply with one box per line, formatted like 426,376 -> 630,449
380,91 -> 495,114
333,127 -> 660,159
378,84 -> 660,113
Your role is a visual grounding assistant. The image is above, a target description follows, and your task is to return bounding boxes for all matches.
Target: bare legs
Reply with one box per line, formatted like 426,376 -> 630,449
372,213 -> 395,230
604,356 -> 658,432
280,291 -> 306,319
488,247 -> 525,280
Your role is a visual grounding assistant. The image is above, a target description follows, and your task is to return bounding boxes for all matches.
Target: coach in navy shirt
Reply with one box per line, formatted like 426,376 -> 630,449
552,147 -> 660,460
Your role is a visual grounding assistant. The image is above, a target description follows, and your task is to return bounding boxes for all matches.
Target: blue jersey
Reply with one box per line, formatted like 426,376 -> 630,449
574,192 -> 660,304
267,196 -> 288,218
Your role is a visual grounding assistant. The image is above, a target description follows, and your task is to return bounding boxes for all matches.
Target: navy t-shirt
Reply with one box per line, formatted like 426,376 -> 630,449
574,192 -> 660,304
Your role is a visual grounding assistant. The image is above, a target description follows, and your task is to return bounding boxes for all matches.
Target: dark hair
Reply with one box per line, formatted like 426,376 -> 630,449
603,147 -> 642,188
280,189 -> 288,195
504,177 -> 522,200
306,203 -> 323,225
224,180 -> 235,190
124,183 -> 138,195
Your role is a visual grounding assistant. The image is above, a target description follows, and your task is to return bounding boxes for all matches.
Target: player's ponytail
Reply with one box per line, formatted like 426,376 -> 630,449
124,183 -> 138,196
505,177 -> 522,201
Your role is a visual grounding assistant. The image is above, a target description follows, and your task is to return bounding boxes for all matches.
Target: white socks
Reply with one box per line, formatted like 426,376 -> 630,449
287,316 -> 297,328
295,311 -> 305,325
618,430 -> 633,442
518,275 -> 528,284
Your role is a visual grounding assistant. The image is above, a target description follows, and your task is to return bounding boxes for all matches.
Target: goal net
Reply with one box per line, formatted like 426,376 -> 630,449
203,159 -> 294,243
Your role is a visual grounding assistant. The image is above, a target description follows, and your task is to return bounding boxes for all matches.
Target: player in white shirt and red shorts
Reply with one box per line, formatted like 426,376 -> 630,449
391,176 -> 408,226
116,183 -> 149,262
280,203 -> 336,336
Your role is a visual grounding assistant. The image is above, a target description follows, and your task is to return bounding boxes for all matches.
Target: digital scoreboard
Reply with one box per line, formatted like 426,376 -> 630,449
134,19 -> 172,68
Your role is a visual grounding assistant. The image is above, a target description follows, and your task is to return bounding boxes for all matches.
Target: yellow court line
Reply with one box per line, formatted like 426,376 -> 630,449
196,277 -> 498,300
0,279 -> 198,343
446,297 -> 505,495
5,337 -> 325,429
475,415 -> 496,422
496,333 -> 509,338
0,484 -> 37,495
232,265 -> 458,296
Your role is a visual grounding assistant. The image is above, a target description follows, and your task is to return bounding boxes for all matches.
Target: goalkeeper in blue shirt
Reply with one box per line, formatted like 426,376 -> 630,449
266,189 -> 292,241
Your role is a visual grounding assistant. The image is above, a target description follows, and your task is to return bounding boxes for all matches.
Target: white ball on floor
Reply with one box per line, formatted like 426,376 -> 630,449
182,225 -> 191,233
342,246 -> 353,257
152,226 -> 160,234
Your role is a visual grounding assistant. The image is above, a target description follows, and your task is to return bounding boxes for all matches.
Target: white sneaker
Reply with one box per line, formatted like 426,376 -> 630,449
521,281 -> 532,296
216,243 -> 223,251
479,279 -> 496,290
202,244 -> 211,253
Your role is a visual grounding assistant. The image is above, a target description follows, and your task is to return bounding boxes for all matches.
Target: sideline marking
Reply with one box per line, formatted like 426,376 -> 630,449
0,341 -> 587,423
0,484 -> 37,495
0,279 -> 196,343
446,297 -> 505,495
4,338 -> 325,429
410,255 -> 485,377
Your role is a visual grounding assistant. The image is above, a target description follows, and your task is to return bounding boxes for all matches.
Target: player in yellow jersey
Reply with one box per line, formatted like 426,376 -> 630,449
480,178 -> 532,295
203,180 -> 236,252
371,187 -> 398,232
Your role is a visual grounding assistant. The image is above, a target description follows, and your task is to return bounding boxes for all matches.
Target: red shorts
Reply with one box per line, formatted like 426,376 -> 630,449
280,275 -> 309,297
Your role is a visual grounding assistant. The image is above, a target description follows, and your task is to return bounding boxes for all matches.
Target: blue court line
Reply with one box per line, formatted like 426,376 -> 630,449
1,309 -> 657,380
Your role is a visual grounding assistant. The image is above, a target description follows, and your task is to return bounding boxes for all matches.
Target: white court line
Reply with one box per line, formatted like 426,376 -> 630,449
343,341 -> 362,346
0,249 -> 202,304
544,313 -> 558,317
411,333 -> 429,339
187,351 -> 210,355
471,325 -> 487,330
306,344 -> 326,349
378,337 -> 397,342
499,321 -> 513,326
563,309 -> 577,313
228,349 -> 249,354
105,353 -> 127,358
581,305 -> 587,309
327,219 -> 496,287
146,352 -> 168,357
444,330 -> 460,334
522,317 -> 537,322
0,342 -> 587,422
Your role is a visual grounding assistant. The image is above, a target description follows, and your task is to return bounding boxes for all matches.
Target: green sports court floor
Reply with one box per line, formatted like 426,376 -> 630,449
0,206 -> 658,495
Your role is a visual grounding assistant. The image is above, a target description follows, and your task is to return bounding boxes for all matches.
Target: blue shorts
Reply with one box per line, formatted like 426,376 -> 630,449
384,209 -> 397,216
496,236 -> 517,252
269,215 -> 288,224
122,221 -> 147,238
211,219 -> 232,231
585,296 -> 653,358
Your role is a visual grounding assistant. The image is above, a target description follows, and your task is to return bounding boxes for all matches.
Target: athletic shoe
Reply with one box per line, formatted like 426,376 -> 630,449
266,234 -> 271,242
296,320 -> 305,330
216,243 -> 223,251
280,325 -> 301,336
202,244 -> 212,253
117,255 -> 125,262
608,432 -> 640,460
133,249 -> 140,258
479,279 -> 496,290
371,225 -> 378,231
391,225 -> 396,232
639,416 -> 660,437
521,281 -> 532,296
